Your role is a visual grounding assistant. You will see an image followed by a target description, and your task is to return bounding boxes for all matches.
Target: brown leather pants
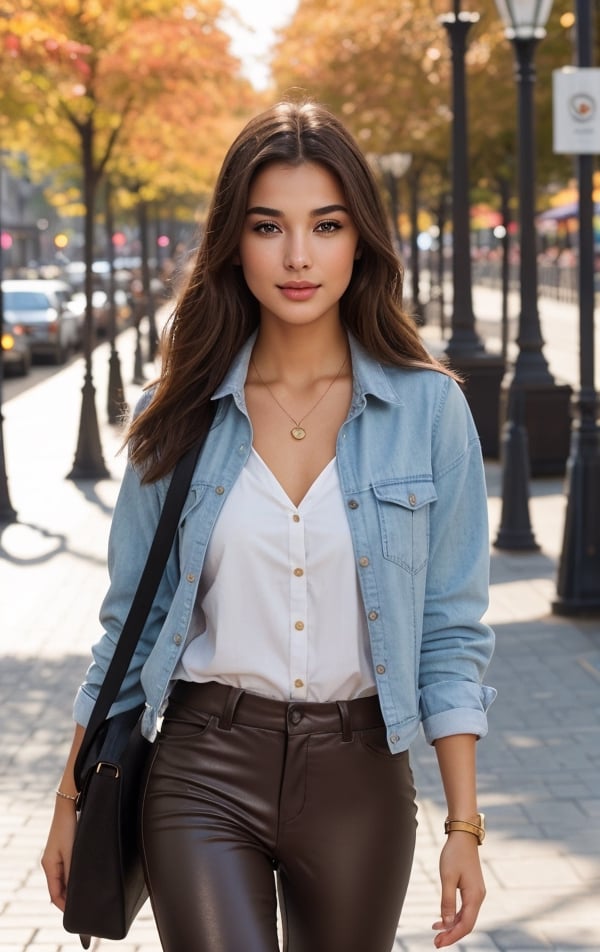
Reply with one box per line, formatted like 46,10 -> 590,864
140,681 -> 417,952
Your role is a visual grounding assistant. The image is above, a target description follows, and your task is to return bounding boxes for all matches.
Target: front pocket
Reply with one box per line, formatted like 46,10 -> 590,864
158,707 -> 217,744
373,480 -> 436,574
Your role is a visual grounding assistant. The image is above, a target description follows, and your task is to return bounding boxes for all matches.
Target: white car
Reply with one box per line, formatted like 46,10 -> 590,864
2,279 -> 80,364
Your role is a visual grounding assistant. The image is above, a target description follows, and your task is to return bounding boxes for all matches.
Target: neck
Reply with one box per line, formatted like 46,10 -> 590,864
252,321 -> 349,383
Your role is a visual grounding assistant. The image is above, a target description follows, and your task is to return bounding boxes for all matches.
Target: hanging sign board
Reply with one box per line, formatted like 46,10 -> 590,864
553,68 -> 600,154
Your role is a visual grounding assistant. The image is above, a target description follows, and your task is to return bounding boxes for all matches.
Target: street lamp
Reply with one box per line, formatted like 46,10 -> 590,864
493,0 -> 554,550
369,152 -> 412,252
0,155 -> 17,524
104,180 -> 127,425
493,0 -> 571,482
553,0 -> 600,615
440,1 -> 483,357
439,0 -> 505,458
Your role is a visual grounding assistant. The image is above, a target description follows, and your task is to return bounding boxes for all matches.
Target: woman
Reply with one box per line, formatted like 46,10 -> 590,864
42,100 -> 495,952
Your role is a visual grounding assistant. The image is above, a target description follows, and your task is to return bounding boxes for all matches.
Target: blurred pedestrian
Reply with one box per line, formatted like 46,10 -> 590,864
42,100 -> 495,952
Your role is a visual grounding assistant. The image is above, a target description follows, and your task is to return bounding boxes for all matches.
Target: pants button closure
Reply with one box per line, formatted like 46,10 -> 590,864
289,707 -> 303,726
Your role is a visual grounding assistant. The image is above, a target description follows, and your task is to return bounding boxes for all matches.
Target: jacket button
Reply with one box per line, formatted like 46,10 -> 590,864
368,610 -> 379,621
359,556 -> 369,567
376,664 -> 386,675
390,734 -> 399,744
186,573 -> 196,583
348,499 -> 359,510
408,493 -> 417,506
215,485 -> 225,495
173,634 -> 183,646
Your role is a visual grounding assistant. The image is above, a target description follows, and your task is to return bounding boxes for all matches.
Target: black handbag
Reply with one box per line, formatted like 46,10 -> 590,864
63,441 -> 202,948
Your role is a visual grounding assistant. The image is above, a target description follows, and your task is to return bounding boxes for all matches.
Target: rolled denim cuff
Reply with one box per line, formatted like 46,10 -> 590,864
420,680 -> 497,745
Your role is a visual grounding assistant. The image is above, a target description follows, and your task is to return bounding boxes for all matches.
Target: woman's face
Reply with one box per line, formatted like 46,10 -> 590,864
238,161 -> 360,332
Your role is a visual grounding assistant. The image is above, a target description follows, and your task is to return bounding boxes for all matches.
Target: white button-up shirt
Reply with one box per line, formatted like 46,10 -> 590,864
176,448 -> 376,701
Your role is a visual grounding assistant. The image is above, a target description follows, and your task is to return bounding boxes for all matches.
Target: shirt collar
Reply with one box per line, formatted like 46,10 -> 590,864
212,329 -> 404,407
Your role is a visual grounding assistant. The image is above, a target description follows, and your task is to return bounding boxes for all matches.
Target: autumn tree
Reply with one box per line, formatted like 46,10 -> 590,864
271,0 -> 574,220
0,0 -> 256,477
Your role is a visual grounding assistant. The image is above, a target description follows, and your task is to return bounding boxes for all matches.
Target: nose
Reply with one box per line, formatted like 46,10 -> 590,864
283,231 -> 311,271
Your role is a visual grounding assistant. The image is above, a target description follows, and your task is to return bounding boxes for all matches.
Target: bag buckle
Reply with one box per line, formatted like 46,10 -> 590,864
96,762 -> 120,779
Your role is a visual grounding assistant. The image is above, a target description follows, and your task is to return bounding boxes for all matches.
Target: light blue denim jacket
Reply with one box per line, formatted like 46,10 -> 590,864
74,332 -> 496,753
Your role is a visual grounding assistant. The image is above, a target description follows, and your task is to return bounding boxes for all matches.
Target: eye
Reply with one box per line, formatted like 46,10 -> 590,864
315,220 -> 342,234
252,221 -> 281,235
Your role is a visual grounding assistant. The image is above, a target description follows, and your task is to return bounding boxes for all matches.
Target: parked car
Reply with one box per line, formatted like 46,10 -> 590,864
1,317 -> 32,376
2,279 -> 80,364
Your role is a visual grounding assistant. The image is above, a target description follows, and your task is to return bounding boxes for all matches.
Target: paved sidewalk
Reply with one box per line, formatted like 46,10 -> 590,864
0,300 -> 599,951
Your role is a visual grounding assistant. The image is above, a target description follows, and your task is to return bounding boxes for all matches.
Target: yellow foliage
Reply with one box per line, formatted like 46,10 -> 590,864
0,0 -> 262,220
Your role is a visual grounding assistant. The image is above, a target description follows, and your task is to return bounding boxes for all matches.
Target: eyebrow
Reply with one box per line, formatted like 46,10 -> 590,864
246,204 -> 349,217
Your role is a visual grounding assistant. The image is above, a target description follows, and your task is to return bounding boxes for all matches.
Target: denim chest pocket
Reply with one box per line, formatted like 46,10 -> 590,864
373,480 -> 437,575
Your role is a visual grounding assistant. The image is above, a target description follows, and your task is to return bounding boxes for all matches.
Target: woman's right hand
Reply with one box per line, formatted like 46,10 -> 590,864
41,796 -> 79,910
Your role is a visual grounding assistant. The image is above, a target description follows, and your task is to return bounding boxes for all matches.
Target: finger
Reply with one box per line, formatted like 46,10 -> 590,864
433,899 -> 480,948
438,880 -> 458,932
42,858 -> 67,911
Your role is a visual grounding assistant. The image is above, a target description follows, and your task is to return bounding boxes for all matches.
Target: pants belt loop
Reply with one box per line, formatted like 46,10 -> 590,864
336,700 -> 353,743
219,686 -> 244,730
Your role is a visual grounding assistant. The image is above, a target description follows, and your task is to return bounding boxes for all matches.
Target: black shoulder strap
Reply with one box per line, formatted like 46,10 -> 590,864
74,440 -> 201,779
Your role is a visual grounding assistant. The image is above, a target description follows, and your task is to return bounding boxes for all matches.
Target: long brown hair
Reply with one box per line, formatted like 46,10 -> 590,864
128,99 -> 452,482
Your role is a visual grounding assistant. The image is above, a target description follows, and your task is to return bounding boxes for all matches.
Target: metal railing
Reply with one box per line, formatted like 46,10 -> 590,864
471,257 -> 599,305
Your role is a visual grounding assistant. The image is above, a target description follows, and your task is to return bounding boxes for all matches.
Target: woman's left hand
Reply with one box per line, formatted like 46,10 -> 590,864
431,834 -> 486,947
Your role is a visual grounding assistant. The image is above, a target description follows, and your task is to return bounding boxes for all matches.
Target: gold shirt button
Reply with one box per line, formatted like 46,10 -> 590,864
294,621 -> 305,631
293,568 -> 304,577
359,556 -> 369,567
294,678 -> 304,689
293,514 -> 300,523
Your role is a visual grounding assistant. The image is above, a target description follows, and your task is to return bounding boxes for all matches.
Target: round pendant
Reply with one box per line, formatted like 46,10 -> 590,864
291,426 -> 306,441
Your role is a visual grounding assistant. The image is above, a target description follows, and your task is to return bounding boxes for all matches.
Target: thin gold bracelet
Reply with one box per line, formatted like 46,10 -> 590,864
55,788 -> 78,802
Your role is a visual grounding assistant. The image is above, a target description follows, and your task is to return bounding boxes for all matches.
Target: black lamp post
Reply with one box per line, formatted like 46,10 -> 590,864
553,0 -> 600,615
494,0 -> 555,550
0,156 -> 17,524
67,124 -> 110,481
104,180 -> 127,425
440,0 -> 483,356
494,0 -> 572,481
439,0 -> 505,458
369,152 -> 412,252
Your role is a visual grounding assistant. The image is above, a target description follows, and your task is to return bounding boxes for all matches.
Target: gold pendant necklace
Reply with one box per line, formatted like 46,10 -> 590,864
250,354 -> 348,440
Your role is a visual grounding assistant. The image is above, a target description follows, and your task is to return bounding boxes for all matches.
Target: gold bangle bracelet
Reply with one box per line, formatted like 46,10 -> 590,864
55,788 -> 78,802
444,816 -> 485,845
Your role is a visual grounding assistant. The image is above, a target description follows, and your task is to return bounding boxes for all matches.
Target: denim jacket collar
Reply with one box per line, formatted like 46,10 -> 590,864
211,330 -> 405,411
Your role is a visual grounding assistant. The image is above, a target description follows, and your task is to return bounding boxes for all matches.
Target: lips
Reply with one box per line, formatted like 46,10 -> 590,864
277,281 -> 320,301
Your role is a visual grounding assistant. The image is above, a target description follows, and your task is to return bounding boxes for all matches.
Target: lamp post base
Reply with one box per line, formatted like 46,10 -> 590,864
493,401 -> 539,552
107,348 -> 128,425
552,425 -> 600,616
501,379 -> 572,476
67,373 -> 110,481
445,352 -> 505,458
